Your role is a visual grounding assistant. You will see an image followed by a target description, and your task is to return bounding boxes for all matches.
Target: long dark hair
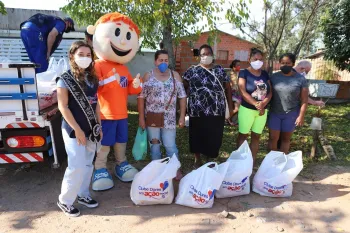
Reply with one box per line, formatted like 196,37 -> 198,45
68,40 -> 98,87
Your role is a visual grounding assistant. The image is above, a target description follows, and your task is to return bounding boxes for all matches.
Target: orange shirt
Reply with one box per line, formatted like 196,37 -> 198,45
95,59 -> 142,120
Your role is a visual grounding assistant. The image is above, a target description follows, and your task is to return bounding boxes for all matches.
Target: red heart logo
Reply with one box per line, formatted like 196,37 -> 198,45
160,183 -> 164,189
208,190 -> 212,197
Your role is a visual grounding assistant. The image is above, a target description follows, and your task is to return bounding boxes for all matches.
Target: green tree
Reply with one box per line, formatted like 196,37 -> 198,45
0,1 -> 7,15
322,0 -> 350,71
62,0 -> 248,69
227,0 -> 329,73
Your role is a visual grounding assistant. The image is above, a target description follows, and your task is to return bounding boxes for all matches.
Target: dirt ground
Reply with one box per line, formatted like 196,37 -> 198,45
0,162 -> 349,233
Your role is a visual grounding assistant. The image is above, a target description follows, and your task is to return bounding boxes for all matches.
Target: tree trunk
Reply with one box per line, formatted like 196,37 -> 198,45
162,26 -> 175,70
162,0 -> 175,70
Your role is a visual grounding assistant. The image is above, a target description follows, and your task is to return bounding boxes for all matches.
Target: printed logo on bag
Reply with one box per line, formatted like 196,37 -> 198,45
221,176 -> 249,192
40,93 -> 54,102
189,185 -> 216,205
138,181 -> 169,199
264,182 -> 286,196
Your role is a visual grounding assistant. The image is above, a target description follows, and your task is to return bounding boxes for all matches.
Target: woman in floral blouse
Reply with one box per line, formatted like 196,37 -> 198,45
183,44 -> 233,169
138,50 -> 187,178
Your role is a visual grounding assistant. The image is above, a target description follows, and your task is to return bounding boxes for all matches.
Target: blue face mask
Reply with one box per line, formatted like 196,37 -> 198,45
158,63 -> 168,73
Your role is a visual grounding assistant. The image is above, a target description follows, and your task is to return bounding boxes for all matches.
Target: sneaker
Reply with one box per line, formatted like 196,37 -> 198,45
114,161 -> 138,182
57,200 -> 80,217
77,196 -> 99,208
92,168 -> 114,191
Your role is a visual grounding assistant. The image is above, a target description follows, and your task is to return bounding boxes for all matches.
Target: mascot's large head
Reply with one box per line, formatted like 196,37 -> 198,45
87,12 -> 140,64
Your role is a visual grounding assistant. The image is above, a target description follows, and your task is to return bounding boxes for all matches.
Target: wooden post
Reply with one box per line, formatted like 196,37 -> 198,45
318,131 -> 337,160
310,130 -> 318,159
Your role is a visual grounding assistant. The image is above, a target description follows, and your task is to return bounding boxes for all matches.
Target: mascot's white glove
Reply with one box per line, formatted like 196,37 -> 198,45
132,73 -> 141,88
112,68 -> 121,84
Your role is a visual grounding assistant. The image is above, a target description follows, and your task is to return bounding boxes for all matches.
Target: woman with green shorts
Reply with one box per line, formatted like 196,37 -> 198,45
237,48 -> 272,162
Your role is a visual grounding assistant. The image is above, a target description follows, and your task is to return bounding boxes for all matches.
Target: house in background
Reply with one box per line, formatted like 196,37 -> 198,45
175,30 -> 259,74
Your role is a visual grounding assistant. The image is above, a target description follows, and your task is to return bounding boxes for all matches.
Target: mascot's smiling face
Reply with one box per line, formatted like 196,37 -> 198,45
87,13 -> 140,64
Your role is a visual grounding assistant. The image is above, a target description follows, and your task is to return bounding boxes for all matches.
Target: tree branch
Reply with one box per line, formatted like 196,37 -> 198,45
293,0 -> 323,56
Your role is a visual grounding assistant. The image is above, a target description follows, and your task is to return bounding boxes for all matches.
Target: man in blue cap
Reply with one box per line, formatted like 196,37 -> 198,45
20,13 -> 75,73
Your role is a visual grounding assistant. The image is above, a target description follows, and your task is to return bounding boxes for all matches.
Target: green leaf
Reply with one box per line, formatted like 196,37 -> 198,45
0,1 -> 7,15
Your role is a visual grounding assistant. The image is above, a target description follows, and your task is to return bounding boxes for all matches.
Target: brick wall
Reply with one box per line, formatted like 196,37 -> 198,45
175,31 -> 257,75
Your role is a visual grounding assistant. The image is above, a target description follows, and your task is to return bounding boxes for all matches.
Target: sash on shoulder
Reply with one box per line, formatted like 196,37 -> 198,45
60,71 -> 101,143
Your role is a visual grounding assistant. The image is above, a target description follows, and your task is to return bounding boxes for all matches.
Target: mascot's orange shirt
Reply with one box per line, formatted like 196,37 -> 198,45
95,59 -> 142,120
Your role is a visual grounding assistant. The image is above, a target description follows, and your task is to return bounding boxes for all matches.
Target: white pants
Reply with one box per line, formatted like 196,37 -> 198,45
59,130 -> 96,206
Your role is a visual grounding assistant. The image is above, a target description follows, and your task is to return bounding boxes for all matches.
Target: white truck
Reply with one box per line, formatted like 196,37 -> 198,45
0,37 -> 83,168
0,62 -> 66,168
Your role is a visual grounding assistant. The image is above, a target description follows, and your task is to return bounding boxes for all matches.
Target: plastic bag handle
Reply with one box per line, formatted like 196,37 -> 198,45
160,157 -> 171,164
48,57 -> 57,71
200,162 -> 218,171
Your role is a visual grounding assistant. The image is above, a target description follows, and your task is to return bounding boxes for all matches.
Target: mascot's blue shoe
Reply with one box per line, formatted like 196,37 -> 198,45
114,161 -> 138,182
92,168 -> 114,191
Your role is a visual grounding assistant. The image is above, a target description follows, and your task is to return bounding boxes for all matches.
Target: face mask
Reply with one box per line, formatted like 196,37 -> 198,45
157,62 -> 168,73
251,60 -> 263,70
200,56 -> 213,65
75,57 -> 92,69
300,71 -> 307,77
280,65 -> 293,74
235,66 -> 241,72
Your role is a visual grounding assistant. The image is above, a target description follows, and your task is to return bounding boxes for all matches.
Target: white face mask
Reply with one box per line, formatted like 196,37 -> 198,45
300,71 -> 307,77
200,56 -> 213,65
250,60 -> 263,70
75,57 -> 92,69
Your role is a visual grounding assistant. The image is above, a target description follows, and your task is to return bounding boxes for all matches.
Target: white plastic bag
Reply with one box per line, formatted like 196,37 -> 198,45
36,69 -> 57,110
253,151 -> 303,197
36,57 -> 69,110
216,141 -> 253,198
130,156 -> 181,205
56,58 -> 69,77
175,162 -> 229,208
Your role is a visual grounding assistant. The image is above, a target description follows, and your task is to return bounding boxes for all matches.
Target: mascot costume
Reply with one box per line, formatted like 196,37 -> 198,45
87,12 -> 142,191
